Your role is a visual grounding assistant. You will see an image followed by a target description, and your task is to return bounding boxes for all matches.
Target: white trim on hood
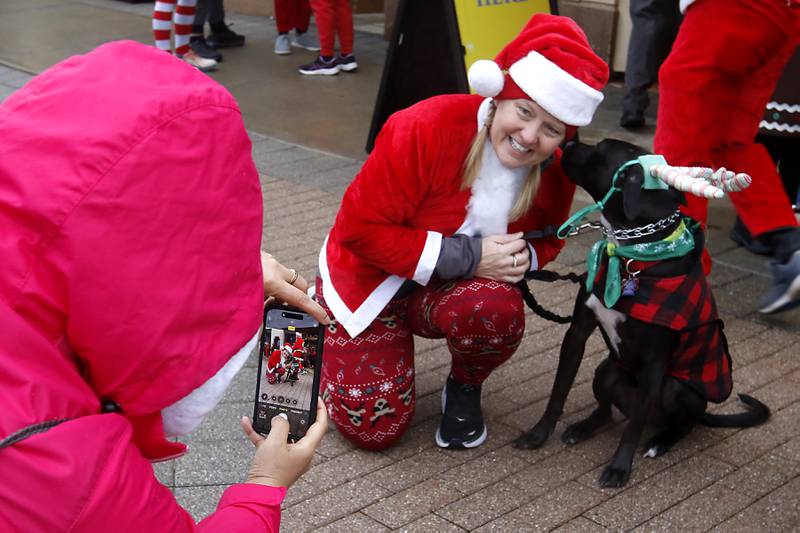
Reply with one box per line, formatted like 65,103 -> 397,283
161,329 -> 259,437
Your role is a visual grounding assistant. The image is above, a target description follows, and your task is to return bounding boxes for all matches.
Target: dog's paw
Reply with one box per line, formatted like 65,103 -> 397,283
598,465 -> 631,488
513,423 -> 553,449
561,421 -> 595,445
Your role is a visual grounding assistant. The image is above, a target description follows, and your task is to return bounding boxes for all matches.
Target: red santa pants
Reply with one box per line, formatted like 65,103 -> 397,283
274,0 -> 312,34
309,0 -> 353,57
654,0 -> 799,247
316,277 -> 525,450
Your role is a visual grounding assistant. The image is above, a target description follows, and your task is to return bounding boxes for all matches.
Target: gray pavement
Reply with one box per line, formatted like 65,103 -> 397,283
2,2 -> 800,531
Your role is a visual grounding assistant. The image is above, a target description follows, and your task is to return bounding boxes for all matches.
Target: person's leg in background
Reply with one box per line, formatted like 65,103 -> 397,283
190,0 -> 223,61
274,0 -> 295,55
316,279 -> 417,451
171,0 -> 217,71
620,0 -> 681,129
654,0 -> 800,313
332,0 -> 357,72
152,0 -> 177,53
206,0 -> 245,49
300,0 -> 340,75
407,279 -> 526,449
291,1 -> 320,52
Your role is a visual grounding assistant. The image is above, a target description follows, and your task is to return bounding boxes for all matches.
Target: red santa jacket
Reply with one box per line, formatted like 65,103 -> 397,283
320,94 -> 576,337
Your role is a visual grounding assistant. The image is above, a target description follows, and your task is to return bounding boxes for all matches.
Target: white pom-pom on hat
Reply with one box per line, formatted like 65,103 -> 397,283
468,59 -> 504,98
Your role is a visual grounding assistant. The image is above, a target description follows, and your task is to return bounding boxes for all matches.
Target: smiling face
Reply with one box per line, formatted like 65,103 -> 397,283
489,98 -> 567,169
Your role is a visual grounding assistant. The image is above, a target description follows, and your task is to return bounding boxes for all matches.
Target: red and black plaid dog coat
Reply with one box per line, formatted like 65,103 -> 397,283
592,261 -> 733,404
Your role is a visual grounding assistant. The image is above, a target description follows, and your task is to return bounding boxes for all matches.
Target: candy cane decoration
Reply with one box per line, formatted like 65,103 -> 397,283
650,164 -> 752,199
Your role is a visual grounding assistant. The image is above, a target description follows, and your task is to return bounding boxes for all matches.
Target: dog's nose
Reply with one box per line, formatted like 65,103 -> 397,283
564,140 -> 577,153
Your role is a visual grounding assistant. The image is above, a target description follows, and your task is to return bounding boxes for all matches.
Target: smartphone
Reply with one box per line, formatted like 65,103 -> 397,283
253,303 -> 324,440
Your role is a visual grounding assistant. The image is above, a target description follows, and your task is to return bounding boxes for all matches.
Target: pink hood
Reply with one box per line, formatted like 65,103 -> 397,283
0,41 -> 271,529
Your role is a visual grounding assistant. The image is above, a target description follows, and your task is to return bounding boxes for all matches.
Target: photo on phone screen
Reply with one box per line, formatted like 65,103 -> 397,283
253,305 -> 323,440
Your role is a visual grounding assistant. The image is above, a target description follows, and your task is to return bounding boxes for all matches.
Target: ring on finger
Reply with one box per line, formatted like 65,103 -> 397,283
512,254 -> 518,268
288,268 -> 299,285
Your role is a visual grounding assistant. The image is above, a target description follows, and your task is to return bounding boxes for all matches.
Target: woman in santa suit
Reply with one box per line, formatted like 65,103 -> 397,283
316,14 -> 609,450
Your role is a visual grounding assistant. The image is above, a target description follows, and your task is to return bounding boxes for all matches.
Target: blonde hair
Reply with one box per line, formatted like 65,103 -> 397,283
461,101 -> 541,222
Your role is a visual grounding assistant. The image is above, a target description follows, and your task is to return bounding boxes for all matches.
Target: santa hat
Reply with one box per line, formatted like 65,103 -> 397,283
468,14 -> 609,127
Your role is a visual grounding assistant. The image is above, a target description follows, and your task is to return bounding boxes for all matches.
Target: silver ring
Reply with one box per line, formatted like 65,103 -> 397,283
512,254 -> 518,268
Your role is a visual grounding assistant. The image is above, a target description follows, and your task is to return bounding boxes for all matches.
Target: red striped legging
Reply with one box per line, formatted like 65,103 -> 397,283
316,277 -> 525,450
309,0 -> 353,57
152,0 -> 198,56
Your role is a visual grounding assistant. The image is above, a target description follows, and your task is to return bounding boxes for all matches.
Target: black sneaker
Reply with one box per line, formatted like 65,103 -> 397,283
619,110 -> 645,129
759,250 -> 800,314
730,217 -> 774,256
337,53 -> 358,73
298,55 -> 340,76
190,37 -> 223,62
207,25 -> 245,48
435,375 -> 487,449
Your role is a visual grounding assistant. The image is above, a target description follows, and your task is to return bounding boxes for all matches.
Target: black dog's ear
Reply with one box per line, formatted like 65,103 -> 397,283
622,168 -> 643,221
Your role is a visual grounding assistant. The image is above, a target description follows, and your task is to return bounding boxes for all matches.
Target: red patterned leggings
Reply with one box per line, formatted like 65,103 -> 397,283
316,277 -> 525,450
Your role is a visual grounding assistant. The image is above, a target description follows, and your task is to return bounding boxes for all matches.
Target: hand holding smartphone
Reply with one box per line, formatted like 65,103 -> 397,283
253,303 -> 324,440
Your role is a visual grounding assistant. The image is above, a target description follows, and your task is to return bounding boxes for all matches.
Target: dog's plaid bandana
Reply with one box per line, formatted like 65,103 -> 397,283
591,261 -> 733,403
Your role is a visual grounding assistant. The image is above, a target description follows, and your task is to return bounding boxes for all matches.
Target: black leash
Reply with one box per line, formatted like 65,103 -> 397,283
517,227 -> 584,324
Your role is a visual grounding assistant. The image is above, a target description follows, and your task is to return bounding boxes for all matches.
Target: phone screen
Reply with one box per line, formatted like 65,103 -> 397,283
253,305 -> 323,439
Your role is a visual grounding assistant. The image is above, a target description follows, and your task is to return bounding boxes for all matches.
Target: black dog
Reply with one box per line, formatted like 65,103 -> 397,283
514,139 -> 769,488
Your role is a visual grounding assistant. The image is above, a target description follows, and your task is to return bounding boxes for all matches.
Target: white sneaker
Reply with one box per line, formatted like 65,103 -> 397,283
181,50 -> 217,72
292,31 -> 320,51
274,34 -> 291,55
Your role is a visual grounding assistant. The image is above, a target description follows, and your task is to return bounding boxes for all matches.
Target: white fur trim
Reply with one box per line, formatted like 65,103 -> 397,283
477,97 -> 493,131
318,236 -> 405,338
468,59 -> 505,98
161,329 -> 259,437
679,0 -> 695,13
457,138 -> 528,237
508,51 -> 604,127
412,231 -> 443,284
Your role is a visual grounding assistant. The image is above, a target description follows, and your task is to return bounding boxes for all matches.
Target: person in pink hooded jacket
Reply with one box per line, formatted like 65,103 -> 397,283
0,40 -> 329,531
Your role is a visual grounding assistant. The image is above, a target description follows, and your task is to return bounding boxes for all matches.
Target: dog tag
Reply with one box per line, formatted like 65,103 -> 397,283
622,277 -> 639,297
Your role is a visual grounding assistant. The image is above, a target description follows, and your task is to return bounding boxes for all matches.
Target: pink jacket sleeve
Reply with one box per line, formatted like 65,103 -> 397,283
198,484 -> 287,532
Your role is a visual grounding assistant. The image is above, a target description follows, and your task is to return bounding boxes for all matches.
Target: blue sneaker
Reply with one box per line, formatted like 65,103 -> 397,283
298,55 -> 340,76
337,53 -> 358,73
759,250 -> 800,314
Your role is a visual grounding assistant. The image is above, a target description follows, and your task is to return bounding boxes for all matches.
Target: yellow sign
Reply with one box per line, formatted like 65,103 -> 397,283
453,0 -> 553,89
288,325 -> 296,331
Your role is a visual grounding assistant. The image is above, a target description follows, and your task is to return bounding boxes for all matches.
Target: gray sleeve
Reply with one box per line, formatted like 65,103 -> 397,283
434,234 -> 482,280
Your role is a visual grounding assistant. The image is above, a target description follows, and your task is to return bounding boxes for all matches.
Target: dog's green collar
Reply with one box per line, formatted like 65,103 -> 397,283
557,155 -> 668,239
586,218 -> 697,308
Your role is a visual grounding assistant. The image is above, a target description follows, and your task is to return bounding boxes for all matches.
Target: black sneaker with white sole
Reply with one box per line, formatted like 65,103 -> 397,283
190,37 -> 223,62
298,55 -> 340,76
435,374 -> 487,449
337,53 -> 358,72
